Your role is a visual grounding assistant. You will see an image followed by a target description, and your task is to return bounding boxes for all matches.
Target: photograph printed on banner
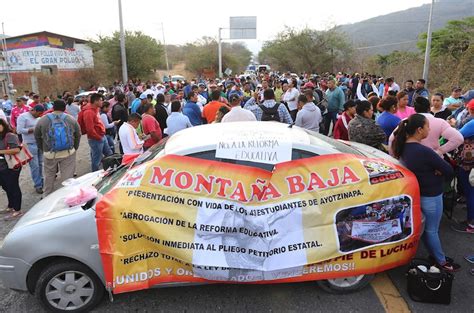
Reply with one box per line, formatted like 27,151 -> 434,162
335,195 -> 412,252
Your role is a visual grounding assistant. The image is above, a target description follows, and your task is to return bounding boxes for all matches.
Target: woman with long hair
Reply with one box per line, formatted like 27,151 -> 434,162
392,114 -> 460,272
430,93 -> 451,120
395,91 -> 415,119
0,118 -> 23,219
376,96 -> 401,143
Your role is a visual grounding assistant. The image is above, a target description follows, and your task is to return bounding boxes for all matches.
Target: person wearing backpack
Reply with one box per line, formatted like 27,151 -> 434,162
34,100 -> 81,196
243,89 -> 292,124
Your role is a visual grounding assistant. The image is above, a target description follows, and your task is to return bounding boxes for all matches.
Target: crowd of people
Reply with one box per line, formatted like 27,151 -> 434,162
0,71 -> 473,273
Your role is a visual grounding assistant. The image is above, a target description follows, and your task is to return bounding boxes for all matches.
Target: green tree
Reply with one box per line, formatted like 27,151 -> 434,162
91,31 -> 164,80
418,17 -> 474,60
258,27 -> 353,73
183,37 -> 252,75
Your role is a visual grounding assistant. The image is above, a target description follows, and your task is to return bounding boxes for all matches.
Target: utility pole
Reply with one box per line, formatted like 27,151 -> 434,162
161,22 -> 169,74
118,0 -> 128,84
218,28 -> 223,79
1,22 -> 12,91
422,0 -> 434,86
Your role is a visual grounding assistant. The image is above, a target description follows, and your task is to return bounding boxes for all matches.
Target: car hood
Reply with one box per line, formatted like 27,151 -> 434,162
12,171 -> 103,231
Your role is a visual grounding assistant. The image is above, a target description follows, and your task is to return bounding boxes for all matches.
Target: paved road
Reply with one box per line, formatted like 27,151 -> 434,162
1,136 -> 473,313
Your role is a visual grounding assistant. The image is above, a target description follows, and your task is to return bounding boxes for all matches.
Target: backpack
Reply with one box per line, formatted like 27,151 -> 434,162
47,113 -> 74,152
456,137 -> 474,171
314,89 -> 328,115
259,103 -> 280,122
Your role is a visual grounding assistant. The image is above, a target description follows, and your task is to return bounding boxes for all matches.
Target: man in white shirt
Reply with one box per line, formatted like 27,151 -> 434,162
282,79 -> 300,121
165,101 -> 193,136
385,77 -> 400,96
222,94 -> 257,123
118,113 -> 144,156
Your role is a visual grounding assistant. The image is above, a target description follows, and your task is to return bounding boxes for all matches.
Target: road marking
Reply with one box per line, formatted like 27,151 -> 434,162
371,273 -> 411,313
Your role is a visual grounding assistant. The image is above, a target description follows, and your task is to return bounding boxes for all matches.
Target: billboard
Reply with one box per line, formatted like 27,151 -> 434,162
229,16 -> 257,40
1,44 -> 93,72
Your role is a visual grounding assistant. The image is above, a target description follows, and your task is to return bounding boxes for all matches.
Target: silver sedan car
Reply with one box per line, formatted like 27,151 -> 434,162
0,122 -> 399,312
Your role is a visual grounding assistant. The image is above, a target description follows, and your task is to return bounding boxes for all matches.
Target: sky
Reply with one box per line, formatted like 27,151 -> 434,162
1,0 -> 432,53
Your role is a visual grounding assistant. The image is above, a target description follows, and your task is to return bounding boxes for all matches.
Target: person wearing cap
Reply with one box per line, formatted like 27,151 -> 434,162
16,105 -> 46,194
221,94 -> 256,123
130,93 -> 148,114
10,97 -> 30,133
302,82 -> 321,104
198,83 -> 209,103
216,83 -> 229,104
1,94 -> 13,116
443,87 -> 464,112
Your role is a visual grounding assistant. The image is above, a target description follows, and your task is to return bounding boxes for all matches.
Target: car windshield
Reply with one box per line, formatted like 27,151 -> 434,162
95,139 -> 168,194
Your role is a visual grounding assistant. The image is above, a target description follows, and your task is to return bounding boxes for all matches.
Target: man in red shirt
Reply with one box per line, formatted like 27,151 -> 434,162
202,90 -> 229,123
141,103 -> 162,150
78,93 -> 112,171
28,94 -> 41,109
333,100 -> 357,140
10,97 -> 29,132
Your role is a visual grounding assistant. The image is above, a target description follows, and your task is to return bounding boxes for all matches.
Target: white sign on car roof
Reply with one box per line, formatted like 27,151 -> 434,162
216,130 -> 292,165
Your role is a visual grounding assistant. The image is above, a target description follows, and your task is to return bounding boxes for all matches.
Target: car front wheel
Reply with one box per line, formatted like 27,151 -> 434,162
316,274 -> 374,293
35,261 -> 104,312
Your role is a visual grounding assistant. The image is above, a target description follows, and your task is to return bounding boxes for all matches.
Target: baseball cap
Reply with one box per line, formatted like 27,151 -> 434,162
32,104 -> 45,112
139,93 -> 147,100
198,83 -> 206,88
303,82 -> 315,89
452,86 -> 462,92
467,99 -> 474,110
209,84 -> 217,88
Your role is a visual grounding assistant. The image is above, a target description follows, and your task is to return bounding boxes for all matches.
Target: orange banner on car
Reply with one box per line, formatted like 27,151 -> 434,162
96,154 -> 421,294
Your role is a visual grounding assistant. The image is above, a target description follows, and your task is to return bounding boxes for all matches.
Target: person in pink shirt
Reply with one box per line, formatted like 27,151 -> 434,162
389,96 -> 463,156
10,98 -> 30,131
395,91 -> 416,120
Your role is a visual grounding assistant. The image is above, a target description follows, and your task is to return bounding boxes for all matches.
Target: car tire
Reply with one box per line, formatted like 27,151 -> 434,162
35,261 -> 104,313
316,274 -> 374,294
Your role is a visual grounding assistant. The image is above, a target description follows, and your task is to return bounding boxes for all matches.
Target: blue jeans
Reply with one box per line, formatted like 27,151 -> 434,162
27,142 -> 43,189
105,134 -> 115,154
88,137 -> 112,172
420,194 -> 446,264
322,111 -> 338,136
457,168 -> 474,221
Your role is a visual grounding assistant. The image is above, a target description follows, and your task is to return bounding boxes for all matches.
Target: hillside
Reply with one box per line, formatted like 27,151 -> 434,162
339,0 -> 474,55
